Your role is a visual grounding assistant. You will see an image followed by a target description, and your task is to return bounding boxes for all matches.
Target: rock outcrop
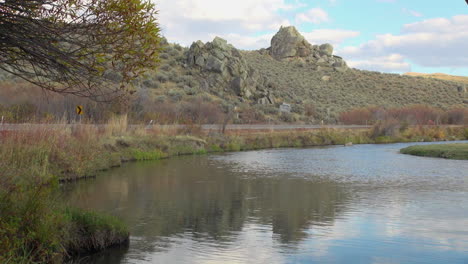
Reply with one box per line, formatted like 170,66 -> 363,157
270,26 -> 313,59
268,26 -> 348,72
187,37 -> 265,98
186,26 -> 349,101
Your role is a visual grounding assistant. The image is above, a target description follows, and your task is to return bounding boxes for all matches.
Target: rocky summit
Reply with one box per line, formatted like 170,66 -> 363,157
268,26 -> 347,72
135,26 -> 467,122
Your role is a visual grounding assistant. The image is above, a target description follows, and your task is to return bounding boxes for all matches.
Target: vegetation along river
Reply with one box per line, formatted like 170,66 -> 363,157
63,141 -> 468,264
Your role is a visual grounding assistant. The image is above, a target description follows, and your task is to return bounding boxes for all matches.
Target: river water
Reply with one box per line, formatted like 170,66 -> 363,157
64,142 -> 468,264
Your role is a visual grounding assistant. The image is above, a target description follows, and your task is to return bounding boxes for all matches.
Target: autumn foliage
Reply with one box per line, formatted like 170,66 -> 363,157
339,105 -> 468,125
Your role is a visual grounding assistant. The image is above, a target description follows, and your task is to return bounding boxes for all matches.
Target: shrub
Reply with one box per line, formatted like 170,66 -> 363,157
168,59 -> 177,67
173,44 -> 183,51
155,95 -> 166,103
142,79 -> 159,89
169,49 -> 180,57
447,108 -> 468,125
291,104 -> 304,114
339,107 -> 373,125
256,105 -> 278,115
339,105 -> 467,125
155,72 -> 168,83
167,89 -> 184,102
386,105 -> 443,125
370,119 -> 401,139
178,98 -> 225,124
159,64 -> 171,72
304,103 -> 317,118
279,112 -> 296,123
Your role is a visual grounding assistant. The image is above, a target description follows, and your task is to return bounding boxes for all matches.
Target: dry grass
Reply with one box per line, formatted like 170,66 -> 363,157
104,114 -> 128,137
405,72 -> 468,85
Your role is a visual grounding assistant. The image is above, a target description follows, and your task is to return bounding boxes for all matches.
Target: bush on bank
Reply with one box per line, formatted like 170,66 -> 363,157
0,172 -> 128,263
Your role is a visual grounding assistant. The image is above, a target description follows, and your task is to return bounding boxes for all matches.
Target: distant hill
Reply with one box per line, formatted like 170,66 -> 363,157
404,72 -> 468,85
1,26 -> 467,123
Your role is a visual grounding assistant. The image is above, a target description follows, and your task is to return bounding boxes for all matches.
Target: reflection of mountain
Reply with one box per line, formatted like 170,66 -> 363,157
63,155 -> 351,250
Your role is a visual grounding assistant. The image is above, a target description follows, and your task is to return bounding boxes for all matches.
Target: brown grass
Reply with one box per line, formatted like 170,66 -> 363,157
405,72 -> 468,85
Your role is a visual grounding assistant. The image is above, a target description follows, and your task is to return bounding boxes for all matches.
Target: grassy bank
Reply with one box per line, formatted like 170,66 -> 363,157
1,119 -> 467,262
400,143 -> 468,160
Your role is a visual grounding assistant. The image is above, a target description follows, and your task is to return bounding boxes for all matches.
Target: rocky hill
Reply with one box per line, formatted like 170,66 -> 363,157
138,26 -> 466,123
0,26 -> 467,123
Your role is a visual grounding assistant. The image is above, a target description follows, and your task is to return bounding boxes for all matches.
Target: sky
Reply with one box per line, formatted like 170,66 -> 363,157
155,0 -> 468,75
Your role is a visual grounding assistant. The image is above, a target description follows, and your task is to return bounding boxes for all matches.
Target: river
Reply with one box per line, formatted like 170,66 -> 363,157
64,142 -> 468,264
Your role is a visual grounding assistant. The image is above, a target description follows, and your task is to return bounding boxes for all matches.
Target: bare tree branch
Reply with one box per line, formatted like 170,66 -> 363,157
0,0 -> 161,102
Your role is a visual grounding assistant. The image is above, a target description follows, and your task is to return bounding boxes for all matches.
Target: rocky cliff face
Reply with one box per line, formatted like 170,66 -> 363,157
186,26 -> 348,102
186,37 -> 277,103
187,37 -> 261,98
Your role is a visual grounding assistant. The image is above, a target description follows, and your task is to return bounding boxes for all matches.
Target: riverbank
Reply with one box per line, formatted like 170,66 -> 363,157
400,143 -> 468,160
1,121 -> 467,262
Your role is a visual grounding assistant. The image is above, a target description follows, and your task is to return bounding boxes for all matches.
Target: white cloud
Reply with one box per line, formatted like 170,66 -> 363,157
302,29 -> 360,47
155,0 -> 358,52
347,54 -> 411,73
296,8 -> 330,24
213,33 -> 275,50
339,15 -> 468,72
155,0 -> 295,46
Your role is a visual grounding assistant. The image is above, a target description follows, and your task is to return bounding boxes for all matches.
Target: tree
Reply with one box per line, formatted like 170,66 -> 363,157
0,0 -> 161,102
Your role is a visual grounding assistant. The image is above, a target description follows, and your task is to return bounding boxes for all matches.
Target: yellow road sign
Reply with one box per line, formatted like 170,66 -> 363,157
76,105 -> 83,115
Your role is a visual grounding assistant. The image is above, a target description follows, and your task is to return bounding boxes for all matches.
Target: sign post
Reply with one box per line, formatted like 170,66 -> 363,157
76,105 -> 83,123
76,105 -> 83,115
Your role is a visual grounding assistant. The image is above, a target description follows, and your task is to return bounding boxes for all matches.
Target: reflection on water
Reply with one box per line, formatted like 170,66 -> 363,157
64,142 -> 468,264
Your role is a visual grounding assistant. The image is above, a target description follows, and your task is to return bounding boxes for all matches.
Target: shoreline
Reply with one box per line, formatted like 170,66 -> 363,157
2,125 -> 468,262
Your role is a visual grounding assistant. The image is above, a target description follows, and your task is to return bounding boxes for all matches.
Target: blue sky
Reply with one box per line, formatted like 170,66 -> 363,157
156,0 -> 468,75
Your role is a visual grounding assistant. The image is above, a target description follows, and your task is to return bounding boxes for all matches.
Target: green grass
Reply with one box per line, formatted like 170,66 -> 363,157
129,149 -> 166,161
64,208 -> 129,256
400,143 -> 468,160
0,173 -> 128,263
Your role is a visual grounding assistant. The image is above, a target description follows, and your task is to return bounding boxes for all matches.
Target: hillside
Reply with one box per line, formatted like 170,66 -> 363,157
0,26 -> 467,124
404,72 -> 468,85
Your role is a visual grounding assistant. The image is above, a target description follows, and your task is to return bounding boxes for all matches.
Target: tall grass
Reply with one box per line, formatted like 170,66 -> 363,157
0,121 -> 129,263
104,114 -> 128,137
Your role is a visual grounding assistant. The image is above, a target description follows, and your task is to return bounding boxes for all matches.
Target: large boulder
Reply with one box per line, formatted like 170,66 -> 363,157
319,43 -> 333,56
270,26 -> 313,59
267,26 -> 348,72
187,37 -> 263,98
